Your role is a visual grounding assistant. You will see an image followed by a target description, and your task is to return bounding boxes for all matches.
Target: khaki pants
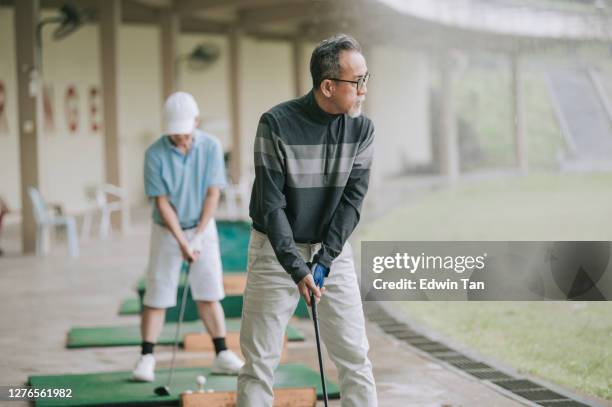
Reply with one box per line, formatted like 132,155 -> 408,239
237,229 -> 377,407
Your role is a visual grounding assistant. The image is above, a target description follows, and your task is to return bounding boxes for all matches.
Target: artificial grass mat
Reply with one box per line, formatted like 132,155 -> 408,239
214,220 -> 251,272
29,363 -> 339,406
67,320 -> 304,348
119,294 -> 309,320
118,297 -> 141,315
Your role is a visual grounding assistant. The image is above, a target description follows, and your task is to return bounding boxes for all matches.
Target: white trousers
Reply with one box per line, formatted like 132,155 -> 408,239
237,229 -> 377,407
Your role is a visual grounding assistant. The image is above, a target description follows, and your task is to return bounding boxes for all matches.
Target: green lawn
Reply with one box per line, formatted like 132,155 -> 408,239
361,172 -> 612,241
359,172 -> 612,400
399,302 -> 612,400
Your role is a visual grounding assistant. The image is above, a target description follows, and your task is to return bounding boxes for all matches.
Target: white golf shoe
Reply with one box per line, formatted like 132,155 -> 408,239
211,350 -> 244,375
132,354 -> 156,382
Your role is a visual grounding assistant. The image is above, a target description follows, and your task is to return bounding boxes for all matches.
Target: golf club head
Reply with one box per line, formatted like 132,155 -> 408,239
154,386 -> 170,396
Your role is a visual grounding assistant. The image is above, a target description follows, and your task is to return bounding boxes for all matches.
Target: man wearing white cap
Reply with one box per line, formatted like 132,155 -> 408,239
132,91 -> 244,381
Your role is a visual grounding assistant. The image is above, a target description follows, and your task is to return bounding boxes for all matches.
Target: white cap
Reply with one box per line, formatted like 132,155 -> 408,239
163,92 -> 200,135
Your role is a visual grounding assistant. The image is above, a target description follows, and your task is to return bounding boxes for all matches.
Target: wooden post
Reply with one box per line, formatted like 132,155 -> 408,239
292,38 -> 305,97
359,38 -> 372,117
15,0 -> 42,253
511,53 -> 528,174
228,28 -> 242,184
98,0 -> 127,231
438,50 -> 459,181
160,7 -> 179,100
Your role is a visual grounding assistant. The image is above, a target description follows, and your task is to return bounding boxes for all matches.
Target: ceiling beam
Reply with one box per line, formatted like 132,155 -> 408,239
40,0 -> 98,8
130,0 -> 172,8
122,0 -> 160,24
238,1 -> 324,31
180,17 -> 230,34
176,0 -> 309,13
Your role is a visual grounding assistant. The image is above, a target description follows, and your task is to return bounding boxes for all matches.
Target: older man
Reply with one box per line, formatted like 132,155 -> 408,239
238,34 -> 377,406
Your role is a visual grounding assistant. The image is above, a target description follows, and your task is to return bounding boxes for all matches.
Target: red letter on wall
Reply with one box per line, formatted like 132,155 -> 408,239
43,83 -> 55,133
0,81 -> 8,134
89,86 -> 101,133
65,85 -> 79,134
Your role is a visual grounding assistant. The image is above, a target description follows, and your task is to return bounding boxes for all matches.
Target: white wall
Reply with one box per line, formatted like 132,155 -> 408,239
37,10 -> 104,213
119,24 -> 162,208
239,37 -> 295,179
179,34 -> 230,149
367,46 -> 432,185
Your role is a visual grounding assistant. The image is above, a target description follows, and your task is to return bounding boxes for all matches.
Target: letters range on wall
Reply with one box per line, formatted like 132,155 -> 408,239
0,80 -> 102,136
0,81 -> 8,135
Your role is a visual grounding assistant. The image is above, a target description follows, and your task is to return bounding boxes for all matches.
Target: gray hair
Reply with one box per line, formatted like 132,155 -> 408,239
310,33 -> 362,90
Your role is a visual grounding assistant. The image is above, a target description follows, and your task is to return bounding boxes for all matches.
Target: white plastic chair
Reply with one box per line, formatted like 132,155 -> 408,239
82,183 -> 129,239
222,176 -> 252,220
28,187 -> 79,258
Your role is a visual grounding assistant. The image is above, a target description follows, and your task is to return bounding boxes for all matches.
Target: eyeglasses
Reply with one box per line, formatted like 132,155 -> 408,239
328,72 -> 370,91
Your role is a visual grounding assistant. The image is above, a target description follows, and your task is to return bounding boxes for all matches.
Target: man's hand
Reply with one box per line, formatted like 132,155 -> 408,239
179,241 -> 198,263
310,263 -> 329,288
297,274 -> 325,306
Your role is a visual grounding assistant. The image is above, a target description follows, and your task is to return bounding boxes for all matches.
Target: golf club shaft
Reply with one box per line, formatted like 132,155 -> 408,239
311,292 -> 329,407
166,261 -> 191,389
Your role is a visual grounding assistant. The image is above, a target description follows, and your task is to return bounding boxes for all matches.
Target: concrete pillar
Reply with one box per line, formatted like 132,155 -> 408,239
292,38 -> 305,98
228,28 -> 242,184
438,51 -> 459,181
160,8 -> 179,100
14,0 -> 42,253
99,0 -> 128,231
360,39 -> 373,118
511,53 -> 528,174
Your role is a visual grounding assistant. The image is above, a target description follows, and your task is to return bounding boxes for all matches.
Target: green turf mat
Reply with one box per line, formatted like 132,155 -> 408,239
67,320 -> 304,348
217,220 -> 251,272
120,292 -> 309,319
29,363 -> 339,406
118,294 -> 245,319
118,298 -> 140,315
132,280 -> 309,321
294,297 -> 310,318
120,293 -> 309,320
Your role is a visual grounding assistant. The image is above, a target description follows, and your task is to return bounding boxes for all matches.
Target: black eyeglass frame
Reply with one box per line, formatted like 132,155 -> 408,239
327,72 -> 370,91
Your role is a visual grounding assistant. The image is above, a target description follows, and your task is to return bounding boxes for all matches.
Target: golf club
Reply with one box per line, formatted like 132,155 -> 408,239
154,261 -> 191,396
310,291 -> 329,406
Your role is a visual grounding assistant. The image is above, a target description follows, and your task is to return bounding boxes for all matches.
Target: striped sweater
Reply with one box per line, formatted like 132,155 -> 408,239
249,90 -> 375,284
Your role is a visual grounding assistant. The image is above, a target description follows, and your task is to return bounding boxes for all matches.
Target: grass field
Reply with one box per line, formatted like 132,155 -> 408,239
359,172 -> 612,400
399,302 -> 612,400
361,172 -> 612,241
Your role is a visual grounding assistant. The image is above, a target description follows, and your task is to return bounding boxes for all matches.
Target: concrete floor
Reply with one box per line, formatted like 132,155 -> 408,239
0,210 -> 529,407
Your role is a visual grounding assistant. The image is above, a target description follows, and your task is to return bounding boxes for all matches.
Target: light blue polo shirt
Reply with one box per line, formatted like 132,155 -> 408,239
144,129 -> 227,229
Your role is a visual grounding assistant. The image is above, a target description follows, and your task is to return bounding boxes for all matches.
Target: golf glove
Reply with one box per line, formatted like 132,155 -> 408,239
310,262 -> 330,288
188,232 -> 205,253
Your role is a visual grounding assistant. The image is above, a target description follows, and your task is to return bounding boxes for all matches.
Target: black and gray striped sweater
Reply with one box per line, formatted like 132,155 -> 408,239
249,90 -> 375,284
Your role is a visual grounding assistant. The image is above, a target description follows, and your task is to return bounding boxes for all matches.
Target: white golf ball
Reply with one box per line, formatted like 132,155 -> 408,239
196,375 -> 206,386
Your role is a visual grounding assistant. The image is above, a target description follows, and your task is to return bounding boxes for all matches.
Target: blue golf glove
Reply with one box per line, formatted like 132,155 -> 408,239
310,262 -> 330,289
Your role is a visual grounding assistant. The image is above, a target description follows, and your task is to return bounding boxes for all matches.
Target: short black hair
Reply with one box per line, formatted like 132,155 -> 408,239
310,33 -> 362,90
